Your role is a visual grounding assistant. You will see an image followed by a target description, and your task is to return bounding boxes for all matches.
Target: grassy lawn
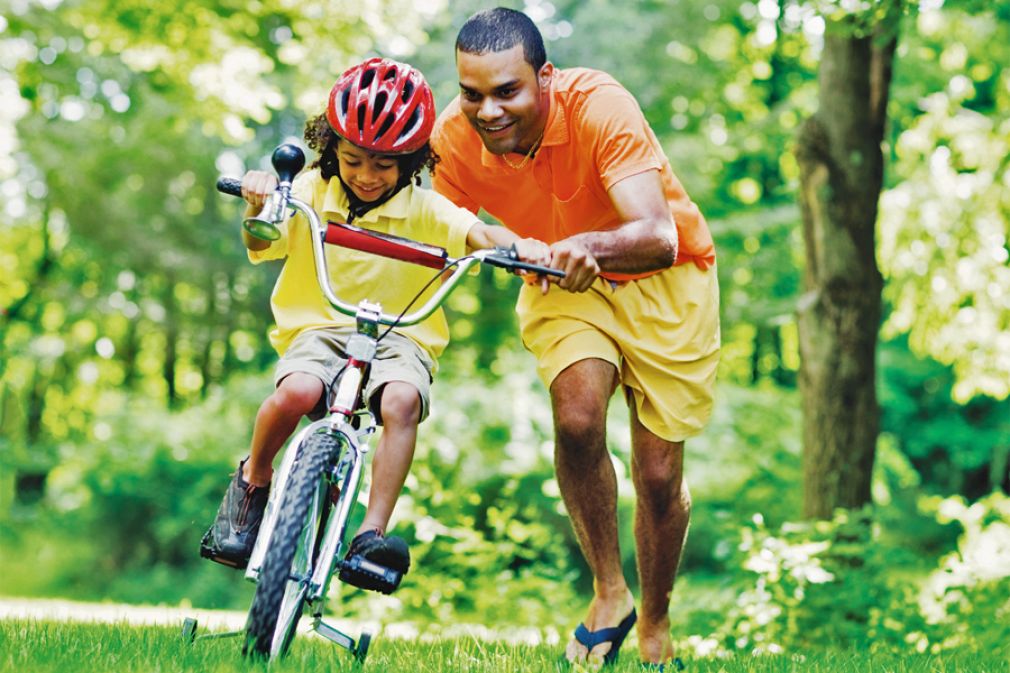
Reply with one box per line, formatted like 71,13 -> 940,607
2,620 -> 1008,673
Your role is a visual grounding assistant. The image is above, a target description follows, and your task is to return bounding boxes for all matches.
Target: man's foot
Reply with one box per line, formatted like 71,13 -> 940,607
573,608 -> 637,666
200,459 -> 270,569
637,616 -> 677,669
566,591 -> 637,665
338,529 -> 410,594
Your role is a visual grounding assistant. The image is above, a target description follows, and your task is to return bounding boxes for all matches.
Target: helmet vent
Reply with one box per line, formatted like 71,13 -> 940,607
360,67 -> 376,89
373,92 -> 388,123
401,80 -> 414,103
404,108 -> 419,133
376,110 -> 395,139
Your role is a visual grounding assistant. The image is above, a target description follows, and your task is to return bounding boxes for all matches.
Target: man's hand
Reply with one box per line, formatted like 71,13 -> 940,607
550,239 -> 600,293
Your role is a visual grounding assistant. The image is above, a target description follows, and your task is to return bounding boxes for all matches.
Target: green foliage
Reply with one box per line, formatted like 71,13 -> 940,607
879,337 -> 1010,497
0,373 -> 271,608
878,6 -> 1010,402
811,0 -> 913,39
687,491 -> 1010,658
914,492 -> 1010,653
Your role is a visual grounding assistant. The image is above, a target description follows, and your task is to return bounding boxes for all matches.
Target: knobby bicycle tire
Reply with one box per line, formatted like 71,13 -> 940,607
244,432 -> 340,658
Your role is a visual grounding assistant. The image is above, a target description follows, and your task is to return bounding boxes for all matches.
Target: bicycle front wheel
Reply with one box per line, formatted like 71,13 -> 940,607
244,432 -> 340,659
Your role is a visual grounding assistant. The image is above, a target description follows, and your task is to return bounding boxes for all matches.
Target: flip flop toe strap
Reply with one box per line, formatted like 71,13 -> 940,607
573,608 -> 638,663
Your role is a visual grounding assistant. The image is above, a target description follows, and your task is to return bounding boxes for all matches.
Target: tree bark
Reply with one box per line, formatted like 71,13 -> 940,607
162,273 -> 179,408
795,26 -> 897,519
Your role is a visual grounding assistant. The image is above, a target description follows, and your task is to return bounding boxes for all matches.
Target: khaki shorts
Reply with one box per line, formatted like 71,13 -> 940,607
274,327 -> 435,424
517,263 -> 721,442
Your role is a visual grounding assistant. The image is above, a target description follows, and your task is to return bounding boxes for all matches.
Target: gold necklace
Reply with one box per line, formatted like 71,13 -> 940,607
501,133 -> 544,170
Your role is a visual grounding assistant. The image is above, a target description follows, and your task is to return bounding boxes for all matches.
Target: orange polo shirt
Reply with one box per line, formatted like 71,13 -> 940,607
431,67 -> 715,281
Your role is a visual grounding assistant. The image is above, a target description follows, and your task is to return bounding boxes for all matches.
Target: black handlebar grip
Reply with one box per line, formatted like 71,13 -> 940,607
484,252 -> 565,278
216,177 -> 243,197
508,260 -> 566,278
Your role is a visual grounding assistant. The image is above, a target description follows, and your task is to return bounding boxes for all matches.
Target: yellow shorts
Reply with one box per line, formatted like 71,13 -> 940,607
517,263 -> 720,442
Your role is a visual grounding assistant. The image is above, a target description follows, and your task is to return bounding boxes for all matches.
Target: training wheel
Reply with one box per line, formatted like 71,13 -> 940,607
182,618 -> 198,643
354,631 -> 372,663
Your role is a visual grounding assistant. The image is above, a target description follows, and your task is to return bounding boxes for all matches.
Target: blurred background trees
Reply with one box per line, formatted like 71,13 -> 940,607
1,0 -> 1008,657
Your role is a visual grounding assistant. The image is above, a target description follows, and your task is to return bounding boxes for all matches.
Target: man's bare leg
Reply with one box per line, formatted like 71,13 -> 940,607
554,359 -> 636,663
628,392 -> 690,664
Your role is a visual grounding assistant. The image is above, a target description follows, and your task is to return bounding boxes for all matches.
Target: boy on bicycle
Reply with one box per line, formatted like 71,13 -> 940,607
201,58 -> 548,590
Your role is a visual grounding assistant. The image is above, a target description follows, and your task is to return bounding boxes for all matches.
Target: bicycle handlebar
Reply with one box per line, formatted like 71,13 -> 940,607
217,177 -> 243,197
217,176 -> 564,328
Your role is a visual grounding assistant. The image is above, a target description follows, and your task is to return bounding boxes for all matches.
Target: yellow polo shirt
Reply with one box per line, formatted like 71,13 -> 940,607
249,168 -> 477,366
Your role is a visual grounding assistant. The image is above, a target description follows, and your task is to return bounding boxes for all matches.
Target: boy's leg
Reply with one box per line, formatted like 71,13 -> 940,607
354,331 -> 433,536
203,372 -> 324,568
358,381 -> 421,534
244,373 -> 325,486
340,333 -> 431,589
339,381 -> 421,590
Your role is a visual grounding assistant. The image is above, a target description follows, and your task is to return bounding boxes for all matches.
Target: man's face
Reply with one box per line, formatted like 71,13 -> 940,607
456,44 -> 552,156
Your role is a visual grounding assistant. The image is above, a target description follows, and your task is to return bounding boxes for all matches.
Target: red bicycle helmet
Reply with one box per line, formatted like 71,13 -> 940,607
327,57 -> 435,154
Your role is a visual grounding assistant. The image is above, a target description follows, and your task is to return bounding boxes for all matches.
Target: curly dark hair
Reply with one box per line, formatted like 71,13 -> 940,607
303,112 -> 439,188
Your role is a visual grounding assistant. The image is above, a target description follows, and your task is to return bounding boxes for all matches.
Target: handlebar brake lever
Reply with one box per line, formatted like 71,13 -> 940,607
484,245 -> 565,278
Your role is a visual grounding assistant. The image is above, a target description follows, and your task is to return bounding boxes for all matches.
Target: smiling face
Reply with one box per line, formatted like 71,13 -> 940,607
456,44 -> 553,156
335,140 -> 400,202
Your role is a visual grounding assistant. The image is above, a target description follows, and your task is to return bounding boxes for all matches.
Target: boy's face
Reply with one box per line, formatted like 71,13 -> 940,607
336,140 -> 400,202
456,44 -> 552,156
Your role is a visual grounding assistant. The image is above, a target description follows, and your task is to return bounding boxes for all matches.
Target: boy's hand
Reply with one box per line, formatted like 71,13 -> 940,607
512,237 -> 557,295
241,170 -> 278,210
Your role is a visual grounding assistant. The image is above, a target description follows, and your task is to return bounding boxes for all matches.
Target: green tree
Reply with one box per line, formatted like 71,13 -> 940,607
878,7 -> 1010,403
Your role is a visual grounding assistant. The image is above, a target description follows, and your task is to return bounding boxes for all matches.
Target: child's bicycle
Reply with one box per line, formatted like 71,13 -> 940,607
181,144 -> 562,661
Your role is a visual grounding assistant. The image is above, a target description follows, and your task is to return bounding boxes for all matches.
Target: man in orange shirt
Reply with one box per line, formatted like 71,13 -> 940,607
431,7 -> 720,668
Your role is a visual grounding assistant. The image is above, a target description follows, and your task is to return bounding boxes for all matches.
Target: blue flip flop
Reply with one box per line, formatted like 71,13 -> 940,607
573,608 -> 637,664
641,657 -> 686,671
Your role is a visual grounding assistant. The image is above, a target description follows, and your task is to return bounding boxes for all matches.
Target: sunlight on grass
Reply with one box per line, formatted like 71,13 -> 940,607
2,620 -> 1009,673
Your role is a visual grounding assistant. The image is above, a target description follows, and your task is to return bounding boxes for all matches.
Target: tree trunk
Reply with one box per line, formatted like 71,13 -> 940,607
121,307 -> 140,390
163,274 -> 179,408
198,274 -> 218,398
795,26 -> 896,519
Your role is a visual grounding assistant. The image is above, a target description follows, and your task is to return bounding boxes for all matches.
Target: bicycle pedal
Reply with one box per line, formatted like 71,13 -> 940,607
338,555 -> 403,594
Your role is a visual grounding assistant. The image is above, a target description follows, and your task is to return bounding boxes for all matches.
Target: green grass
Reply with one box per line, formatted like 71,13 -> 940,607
2,620 -> 1008,673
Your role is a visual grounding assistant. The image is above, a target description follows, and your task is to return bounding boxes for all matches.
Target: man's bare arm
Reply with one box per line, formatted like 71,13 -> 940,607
550,170 -> 677,292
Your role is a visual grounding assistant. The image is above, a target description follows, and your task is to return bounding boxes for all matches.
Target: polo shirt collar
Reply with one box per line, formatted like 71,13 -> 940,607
479,77 -> 569,169
320,177 -> 411,224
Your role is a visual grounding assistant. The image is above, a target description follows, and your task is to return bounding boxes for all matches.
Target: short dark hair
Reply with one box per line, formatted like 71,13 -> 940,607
456,7 -> 546,71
